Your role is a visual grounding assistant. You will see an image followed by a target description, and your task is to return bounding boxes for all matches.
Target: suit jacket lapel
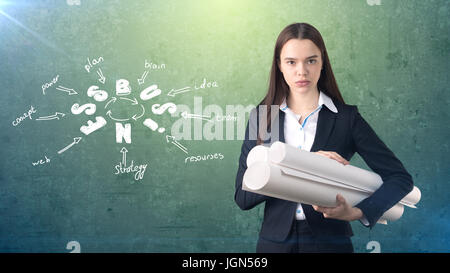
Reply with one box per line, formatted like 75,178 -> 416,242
304,107 -> 337,227
310,107 -> 337,152
277,110 -> 285,143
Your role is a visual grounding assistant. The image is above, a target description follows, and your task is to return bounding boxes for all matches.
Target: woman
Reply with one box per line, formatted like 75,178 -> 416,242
234,23 -> 414,253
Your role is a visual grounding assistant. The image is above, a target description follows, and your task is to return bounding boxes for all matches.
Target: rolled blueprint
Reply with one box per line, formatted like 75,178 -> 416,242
243,142 -> 421,224
243,161 -> 404,222
246,144 -> 270,167
268,142 -> 421,208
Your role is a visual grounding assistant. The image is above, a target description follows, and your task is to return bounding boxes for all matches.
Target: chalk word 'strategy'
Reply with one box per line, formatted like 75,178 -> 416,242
114,160 -> 148,181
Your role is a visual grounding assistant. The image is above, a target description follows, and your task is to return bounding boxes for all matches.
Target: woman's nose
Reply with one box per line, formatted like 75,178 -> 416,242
296,64 -> 307,76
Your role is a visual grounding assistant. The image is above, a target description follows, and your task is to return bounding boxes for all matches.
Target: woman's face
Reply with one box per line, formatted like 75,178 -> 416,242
278,38 -> 323,96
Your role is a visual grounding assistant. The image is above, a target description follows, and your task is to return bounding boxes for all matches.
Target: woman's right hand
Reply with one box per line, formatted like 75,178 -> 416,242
314,150 -> 349,165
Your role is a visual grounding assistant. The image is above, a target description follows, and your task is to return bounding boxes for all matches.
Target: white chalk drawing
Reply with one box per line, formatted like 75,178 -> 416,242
132,104 -> 145,121
143,117 -> 165,133
66,241 -> 81,253
71,103 -> 96,115
138,70 -> 148,85
58,137 -> 82,154
28,57 -> 239,186
181,111 -> 213,123
167,86 -> 191,97
36,112 -> 65,121
114,147 -> 148,181
106,110 -> 130,122
80,116 -> 107,135
55,85 -> 78,95
166,135 -> 188,154
171,97 -> 254,141
12,105 -> 37,126
367,0 -> 381,6
87,85 -> 108,102
32,155 -> 50,166
116,79 -> 131,96
104,97 -> 145,128
104,97 -> 117,109
152,102 -> 177,115
140,84 -> 162,100
194,78 -> 219,90
366,240 -> 381,253
42,75 -> 59,95
41,75 -> 78,96
85,56 -> 103,73
144,60 -> 166,70
167,78 -> 218,97
184,152 -> 224,164
121,147 -> 127,165
97,68 -> 106,84
215,114 -> 238,122
116,123 -> 131,143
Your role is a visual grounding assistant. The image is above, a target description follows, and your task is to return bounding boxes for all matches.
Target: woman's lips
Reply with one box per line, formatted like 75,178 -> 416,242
295,80 -> 310,87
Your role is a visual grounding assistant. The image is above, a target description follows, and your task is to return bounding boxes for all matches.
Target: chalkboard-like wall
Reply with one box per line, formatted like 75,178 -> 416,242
0,0 -> 449,252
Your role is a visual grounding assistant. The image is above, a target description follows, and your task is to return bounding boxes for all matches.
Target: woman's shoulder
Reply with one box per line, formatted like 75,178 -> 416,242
332,99 -> 359,116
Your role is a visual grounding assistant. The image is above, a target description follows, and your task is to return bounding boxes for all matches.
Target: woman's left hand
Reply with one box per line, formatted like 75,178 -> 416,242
312,194 -> 363,222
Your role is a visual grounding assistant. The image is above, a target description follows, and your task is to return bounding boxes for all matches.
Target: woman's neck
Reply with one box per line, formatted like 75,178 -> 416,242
287,89 -> 320,115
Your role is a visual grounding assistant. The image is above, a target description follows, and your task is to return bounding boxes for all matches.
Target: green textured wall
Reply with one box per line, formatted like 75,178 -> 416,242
0,0 -> 449,252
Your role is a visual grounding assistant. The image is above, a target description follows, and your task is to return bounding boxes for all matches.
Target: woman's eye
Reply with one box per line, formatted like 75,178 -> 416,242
287,61 -> 295,65
308,59 -> 317,64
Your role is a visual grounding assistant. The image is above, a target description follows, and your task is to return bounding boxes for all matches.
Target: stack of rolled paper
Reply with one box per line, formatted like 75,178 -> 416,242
243,141 -> 421,224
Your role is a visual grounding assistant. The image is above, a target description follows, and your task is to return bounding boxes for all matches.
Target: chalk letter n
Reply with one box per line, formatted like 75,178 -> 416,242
116,123 -> 131,143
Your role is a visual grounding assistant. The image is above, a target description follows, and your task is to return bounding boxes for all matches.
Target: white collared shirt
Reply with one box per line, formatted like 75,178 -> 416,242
279,91 -> 338,220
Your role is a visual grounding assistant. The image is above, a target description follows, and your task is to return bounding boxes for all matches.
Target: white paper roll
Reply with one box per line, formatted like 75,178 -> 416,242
246,145 -> 270,167
268,141 -> 420,207
243,161 -> 404,222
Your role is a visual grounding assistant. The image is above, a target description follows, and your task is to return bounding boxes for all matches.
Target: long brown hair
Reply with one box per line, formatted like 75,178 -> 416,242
257,23 -> 345,145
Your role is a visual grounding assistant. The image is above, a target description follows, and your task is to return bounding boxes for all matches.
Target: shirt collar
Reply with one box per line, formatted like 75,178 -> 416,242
279,91 -> 338,113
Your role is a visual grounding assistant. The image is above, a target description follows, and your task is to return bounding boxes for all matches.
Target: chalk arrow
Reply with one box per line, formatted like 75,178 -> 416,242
104,97 -> 117,109
36,112 -> 66,121
166,135 -> 175,143
120,97 -> 139,105
120,147 -> 128,166
165,135 -> 188,154
167,86 -> 191,97
97,68 -> 106,84
181,111 -> 213,122
106,110 -> 129,122
132,104 -> 145,121
55,86 -> 78,95
138,70 -> 148,85
58,137 -> 82,154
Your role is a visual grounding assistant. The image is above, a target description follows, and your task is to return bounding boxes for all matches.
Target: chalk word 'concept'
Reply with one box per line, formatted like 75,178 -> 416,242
12,105 -> 37,127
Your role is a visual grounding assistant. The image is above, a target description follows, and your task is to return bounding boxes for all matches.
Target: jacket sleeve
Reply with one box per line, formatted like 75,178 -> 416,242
351,107 -> 414,228
234,109 -> 271,210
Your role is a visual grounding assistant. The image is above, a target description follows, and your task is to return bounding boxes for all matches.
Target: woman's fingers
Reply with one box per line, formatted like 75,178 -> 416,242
316,150 -> 349,165
313,205 -> 335,218
313,205 -> 332,214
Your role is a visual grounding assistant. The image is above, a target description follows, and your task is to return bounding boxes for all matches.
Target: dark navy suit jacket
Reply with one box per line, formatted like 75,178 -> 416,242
234,100 -> 414,242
